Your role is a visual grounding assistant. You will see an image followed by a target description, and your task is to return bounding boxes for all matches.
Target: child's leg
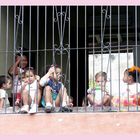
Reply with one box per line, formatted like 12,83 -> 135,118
21,89 -> 32,113
102,94 -> 112,106
22,90 -> 32,105
37,85 -> 42,106
44,86 -> 53,104
44,86 -> 53,113
61,87 -> 68,107
55,87 -> 67,107
55,95 -> 60,107
87,94 -> 95,106
29,97 -> 38,114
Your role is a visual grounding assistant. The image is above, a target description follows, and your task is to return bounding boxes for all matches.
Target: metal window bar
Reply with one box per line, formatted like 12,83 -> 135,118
76,6 -> 79,111
118,6 -> 121,111
84,6 -> 87,112
126,6 -> 129,111
135,6 -> 139,111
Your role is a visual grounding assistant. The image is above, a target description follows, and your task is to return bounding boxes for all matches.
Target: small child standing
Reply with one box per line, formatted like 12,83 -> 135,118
0,76 -> 12,111
87,71 -> 111,107
40,65 -> 70,113
20,67 -> 41,114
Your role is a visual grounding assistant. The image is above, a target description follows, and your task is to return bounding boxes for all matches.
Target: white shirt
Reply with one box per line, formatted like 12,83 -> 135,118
0,89 -> 10,107
25,80 -> 38,101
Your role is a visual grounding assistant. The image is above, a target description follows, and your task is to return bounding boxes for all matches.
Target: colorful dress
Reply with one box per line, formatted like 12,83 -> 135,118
112,83 -> 140,107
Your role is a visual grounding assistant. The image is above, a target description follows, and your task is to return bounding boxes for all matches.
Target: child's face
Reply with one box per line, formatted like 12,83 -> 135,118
6,79 -> 12,89
25,70 -> 36,84
16,55 -> 28,69
123,71 -> 129,83
55,68 -> 62,81
95,75 -> 106,88
123,71 -> 133,84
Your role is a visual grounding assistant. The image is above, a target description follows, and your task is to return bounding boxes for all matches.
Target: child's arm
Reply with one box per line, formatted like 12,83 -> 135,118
0,91 -> 6,109
0,98 -> 4,109
8,56 -> 21,76
39,66 -> 55,87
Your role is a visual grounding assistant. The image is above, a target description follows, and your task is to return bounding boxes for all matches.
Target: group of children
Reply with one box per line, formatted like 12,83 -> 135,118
86,66 -> 140,108
0,53 -> 140,114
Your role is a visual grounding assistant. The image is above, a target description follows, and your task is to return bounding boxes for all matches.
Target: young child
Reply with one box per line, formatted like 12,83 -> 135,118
39,65 -> 71,113
8,53 -> 28,106
20,67 -> 41,114
0,76 -> 12,110
112,66 -> 140,107
87,71 -> 111,107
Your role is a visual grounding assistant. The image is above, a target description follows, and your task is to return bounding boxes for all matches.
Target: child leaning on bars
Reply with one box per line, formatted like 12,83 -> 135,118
39,65 -> 72,113
112,66 -> 140,107
0,75 -> 12,111
20,67 -> 42,114
87,71 -> 112,107
8,53 -> 29,106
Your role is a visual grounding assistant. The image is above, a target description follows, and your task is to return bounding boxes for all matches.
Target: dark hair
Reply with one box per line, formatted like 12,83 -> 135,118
0,75 -> 10,88
126,69 -> 140,82
15,52 -> 28,60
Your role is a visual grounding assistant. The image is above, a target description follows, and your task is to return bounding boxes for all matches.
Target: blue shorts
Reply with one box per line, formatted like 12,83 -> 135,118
41,92 -> 58,107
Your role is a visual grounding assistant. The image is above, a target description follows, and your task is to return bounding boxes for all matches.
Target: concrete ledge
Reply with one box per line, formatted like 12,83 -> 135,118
0,112 -> 140,135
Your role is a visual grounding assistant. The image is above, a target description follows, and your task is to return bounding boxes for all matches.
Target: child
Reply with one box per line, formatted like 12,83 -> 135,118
0,76 -> 12,110
20,67 -> 41,114
8,53 -> 28,105
40,65 -> 71,113
87,71 -> 111,107
112,66 -> 140,107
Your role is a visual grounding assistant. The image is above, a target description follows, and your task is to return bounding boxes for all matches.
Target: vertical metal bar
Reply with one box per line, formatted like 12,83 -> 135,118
19,6 -> 24,112
68,6 -> 71,102
5,6 -> 9,113
135,6 -> 138,111
92,6 -> 95,111
109,6 -> 112,107
28,6 -> 32,106
76,6 -> 79,112
126,6 -> 129,111
84,6 -> 87,112
21,6 -> 24,56
118,6 -> 121,111
29,6 -> 31,68
36,6 -> 39,74
101,6 -> 103,111
36,6 -> 39,112
52,6 -> 55,64
5,6 -> 9,77
12,6 -> 16,112
101,6 -> 103,72
60,6 -> 62,75
44,6 -> 47,73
